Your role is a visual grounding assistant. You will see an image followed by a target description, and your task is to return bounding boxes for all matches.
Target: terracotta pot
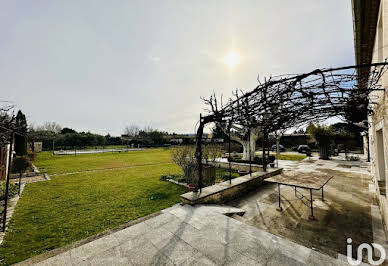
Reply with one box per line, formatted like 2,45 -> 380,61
188,184 -> 196,192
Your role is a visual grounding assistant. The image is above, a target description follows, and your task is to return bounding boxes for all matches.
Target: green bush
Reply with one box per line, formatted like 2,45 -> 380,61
11,156 -> 31,174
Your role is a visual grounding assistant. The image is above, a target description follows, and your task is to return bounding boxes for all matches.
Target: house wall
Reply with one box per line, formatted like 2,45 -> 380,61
369,0 -> 388,234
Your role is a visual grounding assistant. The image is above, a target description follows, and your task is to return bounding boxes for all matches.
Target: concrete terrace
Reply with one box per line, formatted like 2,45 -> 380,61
231,154 -> 387,263
21,204 -> 352,266
19,154 -> 382,265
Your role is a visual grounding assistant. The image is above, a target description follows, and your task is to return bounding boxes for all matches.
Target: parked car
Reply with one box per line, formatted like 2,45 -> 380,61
297,145 -> 311,154
271,144 -> 285,152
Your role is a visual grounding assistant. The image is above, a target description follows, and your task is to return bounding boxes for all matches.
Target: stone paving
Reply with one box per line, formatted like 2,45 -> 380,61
22,203 -> 359,265
18,153 -> 375,265
231,154 -> 386,263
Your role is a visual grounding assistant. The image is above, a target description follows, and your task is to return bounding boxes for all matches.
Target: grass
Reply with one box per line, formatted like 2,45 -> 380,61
35,148 -> 172,175
0,149 -> 185,265
163,168 -> 240,185
230,152 -> 306,162
273,153 -> 306,161
215,168 -> 240,183
1,182 -> 19,226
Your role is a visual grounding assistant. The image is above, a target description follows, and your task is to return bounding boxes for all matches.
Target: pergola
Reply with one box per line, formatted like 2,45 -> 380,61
195,62 -> 388,192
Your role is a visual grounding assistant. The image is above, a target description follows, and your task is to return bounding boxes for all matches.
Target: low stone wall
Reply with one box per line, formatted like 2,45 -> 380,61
181,168 -> 282,205
206,161 -> 263,172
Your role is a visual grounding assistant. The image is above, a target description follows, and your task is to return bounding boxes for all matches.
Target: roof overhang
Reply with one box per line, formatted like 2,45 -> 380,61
352,0 -> 381,83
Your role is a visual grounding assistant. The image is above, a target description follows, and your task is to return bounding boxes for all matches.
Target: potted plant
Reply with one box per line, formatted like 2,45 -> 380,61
188,183 -> 196,192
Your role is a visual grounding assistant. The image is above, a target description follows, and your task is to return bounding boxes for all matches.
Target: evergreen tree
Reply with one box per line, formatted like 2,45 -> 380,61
14,110 -> 27,156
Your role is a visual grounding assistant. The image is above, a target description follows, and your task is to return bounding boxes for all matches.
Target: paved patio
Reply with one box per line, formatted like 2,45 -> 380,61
231,154 -> 387,263
22,204 -> 354,266
18,154 -> 381,265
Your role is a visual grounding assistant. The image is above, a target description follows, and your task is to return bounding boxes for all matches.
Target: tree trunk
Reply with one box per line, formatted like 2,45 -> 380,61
238,131 -> 258,161
276,136 -> 280,168
319,144 -> 329,160
241,142 -> 250,160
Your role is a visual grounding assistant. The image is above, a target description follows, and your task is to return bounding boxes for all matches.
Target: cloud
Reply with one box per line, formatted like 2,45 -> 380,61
147,55 -> 160,64
0,0 -> 354,135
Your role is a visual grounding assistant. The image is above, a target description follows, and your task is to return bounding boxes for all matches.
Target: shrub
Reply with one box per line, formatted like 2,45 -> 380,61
170,146 -> 198,184
11,156 -> 31,174
202,144 -> 224,163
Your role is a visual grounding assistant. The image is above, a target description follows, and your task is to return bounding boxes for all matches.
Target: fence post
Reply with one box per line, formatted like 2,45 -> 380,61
18,171 -> 22,196
2,133 -> 14,232
248,128 -> 252,175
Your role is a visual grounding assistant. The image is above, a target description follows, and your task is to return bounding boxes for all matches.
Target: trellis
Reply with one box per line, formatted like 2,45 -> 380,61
195,62 -> 388,192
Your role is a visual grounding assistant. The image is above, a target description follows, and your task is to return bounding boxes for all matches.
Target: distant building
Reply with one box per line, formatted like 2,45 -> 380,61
170,138 -> 183,144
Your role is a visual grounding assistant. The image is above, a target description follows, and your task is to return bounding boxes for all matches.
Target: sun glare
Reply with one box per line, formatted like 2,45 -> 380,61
225,51 -> 240,68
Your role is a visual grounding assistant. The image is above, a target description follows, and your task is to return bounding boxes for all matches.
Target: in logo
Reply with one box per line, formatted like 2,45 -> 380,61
347,238 -> 386,265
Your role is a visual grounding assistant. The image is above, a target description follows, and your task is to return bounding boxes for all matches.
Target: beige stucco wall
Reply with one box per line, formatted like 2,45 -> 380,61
369,0 -> 388,235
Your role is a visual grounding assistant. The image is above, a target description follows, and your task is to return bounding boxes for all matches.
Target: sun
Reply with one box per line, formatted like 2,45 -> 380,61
225,51 -> 240,68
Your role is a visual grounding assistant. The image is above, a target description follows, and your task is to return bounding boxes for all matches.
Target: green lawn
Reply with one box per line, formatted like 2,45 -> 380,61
0,149 -> 185,265
267,153 -> 306,161
215,168 -> 240,183
35,148 -> 172,175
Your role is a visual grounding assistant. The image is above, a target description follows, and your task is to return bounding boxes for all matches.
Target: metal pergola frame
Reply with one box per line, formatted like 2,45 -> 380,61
194,62 -> 388,193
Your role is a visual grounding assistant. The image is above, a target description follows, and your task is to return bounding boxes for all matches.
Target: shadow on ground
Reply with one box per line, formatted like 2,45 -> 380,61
230,165 -> 374,260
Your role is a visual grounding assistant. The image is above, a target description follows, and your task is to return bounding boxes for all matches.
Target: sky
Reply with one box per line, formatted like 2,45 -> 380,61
1,0 -> 355,136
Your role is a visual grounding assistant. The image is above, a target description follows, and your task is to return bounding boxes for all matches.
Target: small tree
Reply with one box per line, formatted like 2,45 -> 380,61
311,124 -> 334,160
37,122 -> 62,133
202,144 -> 223,163
170,146 -> 197,184
123,125 -> 140,139
306,122 -> 317,135
14,110 -> 27,156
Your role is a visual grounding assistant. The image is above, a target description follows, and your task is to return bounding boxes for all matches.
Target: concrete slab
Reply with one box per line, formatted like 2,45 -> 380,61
231,156 -> 385,264
29,203 -> 349,265
26,156 -> 378,266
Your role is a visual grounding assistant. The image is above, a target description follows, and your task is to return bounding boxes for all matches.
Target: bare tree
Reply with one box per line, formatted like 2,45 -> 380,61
123,124 -> 140,138
0,104 -> 15,146
170,145 -> 197,183
143,126 -> 153,133
35,122 -> 62,133
217,123 -> 260,160
202,144 -> 224,163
